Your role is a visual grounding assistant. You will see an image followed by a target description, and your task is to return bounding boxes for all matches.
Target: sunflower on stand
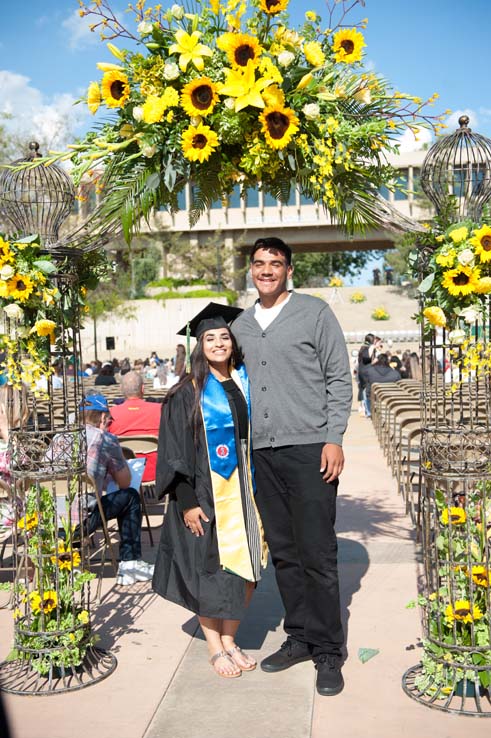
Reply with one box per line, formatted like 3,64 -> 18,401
26,0 -> 443,240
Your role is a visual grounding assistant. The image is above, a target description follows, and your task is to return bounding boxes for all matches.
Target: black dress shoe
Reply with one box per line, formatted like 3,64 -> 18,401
260,638 -> 311,673
315,655 -> 344,696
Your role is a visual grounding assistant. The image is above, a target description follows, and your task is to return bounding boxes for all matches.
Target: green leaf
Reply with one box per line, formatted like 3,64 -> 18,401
145,172 -> 161,191
418,272 -> 435,293
358,648 -> 379,664
15,234 -> 39,244
33,259 -> 57,274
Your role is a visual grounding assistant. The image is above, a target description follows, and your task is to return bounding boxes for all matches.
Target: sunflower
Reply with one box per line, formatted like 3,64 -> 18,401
181,122 -> 219,163
440,507 -> 466,525
332,28 -> 365,64
445,599 -> 483,624
101,70 -> 130,108
442,264 -> 481,296
423,306 -> 447,328
470,224 -> 491,263
30,589 -> 58,615
259,0 -> 289,15
7,274 -> 35,302
259,105 -> 299,150
87,81 -> 101,114
471,565 -> 490,588
17,512 -> 38,531
50,542 -> 81,571
217,33 -> 262,68
181,77 -> 219,116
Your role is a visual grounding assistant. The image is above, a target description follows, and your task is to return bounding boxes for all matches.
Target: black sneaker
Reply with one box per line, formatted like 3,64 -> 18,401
315,655 -> 344,696
260,638 -> 311,673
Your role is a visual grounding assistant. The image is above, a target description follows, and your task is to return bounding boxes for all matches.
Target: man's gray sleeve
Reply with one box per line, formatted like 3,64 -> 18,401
315,305 -> 353,446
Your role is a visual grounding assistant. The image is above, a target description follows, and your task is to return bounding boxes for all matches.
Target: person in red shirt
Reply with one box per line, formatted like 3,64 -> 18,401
107,371 -> 162,482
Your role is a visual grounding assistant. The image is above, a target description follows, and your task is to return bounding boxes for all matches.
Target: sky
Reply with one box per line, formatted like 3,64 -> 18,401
1,0 -> 490,283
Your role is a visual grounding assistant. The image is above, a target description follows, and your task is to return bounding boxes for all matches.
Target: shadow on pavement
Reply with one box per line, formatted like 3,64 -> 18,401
93,584 -> 158,652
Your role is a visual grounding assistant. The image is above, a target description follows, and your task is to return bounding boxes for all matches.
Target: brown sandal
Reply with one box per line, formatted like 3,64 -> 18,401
210,650 -> 242,679
226,645 -> 257,671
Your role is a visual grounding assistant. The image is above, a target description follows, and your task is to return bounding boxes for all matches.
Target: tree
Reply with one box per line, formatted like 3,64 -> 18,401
292,250 -> 384,288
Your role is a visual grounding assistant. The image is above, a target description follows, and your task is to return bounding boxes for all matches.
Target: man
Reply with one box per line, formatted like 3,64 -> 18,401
107,371 -> 162,483
233,237 -> 352,696
82,394 -> 154,586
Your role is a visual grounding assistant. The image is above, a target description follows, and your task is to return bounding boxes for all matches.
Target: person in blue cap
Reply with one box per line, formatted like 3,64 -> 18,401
80,393 -> 154,585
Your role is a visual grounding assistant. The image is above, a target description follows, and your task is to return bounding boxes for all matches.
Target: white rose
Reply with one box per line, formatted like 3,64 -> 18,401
3,303 -> 24,321
163,62 -> 180,81
223,97 -> 236,110
277,51 -> 295,68
459,306 -> 480,324
140,143 -> 157,158
302,102 -> 320,120
448,329 -> 466,345
132,106 -> 144,122
137,21 -> 153,35
0,264 -> 15,281
171,4 -> 184,19
457,248 -> 475,266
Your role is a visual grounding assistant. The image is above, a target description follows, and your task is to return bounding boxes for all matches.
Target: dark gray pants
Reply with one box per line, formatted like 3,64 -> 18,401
253,443 -> 343,659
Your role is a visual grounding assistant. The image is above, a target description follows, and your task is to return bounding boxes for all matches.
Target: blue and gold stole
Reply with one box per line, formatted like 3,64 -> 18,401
200,365 -> 264,581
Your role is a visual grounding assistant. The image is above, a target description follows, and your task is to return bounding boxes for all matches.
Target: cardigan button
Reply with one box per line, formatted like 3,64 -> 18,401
261,332 -> 266,337
261,360 -> 267,365
261,386 -> 267,391
264,412 -> 269,418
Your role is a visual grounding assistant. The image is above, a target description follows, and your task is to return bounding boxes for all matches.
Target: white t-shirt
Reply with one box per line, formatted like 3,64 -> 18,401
254,293 -> 291,330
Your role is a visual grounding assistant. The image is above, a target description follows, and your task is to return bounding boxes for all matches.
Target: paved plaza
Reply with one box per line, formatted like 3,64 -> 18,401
1,412 -> 490,738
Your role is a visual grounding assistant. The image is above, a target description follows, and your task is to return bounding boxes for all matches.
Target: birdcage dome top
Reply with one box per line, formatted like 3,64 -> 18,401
0,141 -> 75,247
421,116 -> 491,221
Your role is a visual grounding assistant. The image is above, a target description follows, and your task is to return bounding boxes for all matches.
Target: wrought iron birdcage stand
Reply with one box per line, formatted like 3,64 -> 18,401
402,121 -> 491,715
0,144 -> 116,694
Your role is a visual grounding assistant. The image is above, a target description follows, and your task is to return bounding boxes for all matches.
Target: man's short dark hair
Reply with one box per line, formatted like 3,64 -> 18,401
250,237 -> 292,265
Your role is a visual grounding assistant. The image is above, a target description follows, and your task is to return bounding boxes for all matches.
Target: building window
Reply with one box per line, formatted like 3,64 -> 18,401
245,187 -> 259,207
263,191 -> 278,207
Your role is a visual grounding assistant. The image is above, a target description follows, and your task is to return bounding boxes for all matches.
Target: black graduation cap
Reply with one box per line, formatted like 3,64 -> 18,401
177,302 -> 243,339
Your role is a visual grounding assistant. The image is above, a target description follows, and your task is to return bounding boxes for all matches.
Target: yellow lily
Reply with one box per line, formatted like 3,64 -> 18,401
96,62 -> 125,72
107,43 -> 125,61
168,30 -> 212,72
219,60 -> 274,112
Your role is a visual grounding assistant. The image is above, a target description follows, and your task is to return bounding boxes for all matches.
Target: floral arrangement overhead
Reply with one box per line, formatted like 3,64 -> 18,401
413,220 -> 491,335
0,232 -> 107,392
372,305 -> 389,321
28,0 -> 441,239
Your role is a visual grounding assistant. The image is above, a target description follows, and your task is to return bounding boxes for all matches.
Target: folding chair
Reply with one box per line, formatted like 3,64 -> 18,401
119,442 -> 155,547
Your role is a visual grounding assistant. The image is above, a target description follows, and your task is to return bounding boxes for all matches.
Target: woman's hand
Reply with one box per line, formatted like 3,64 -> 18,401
183,506 -> 209,536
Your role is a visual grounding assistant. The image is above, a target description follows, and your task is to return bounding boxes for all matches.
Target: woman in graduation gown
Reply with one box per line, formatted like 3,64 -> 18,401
153,304 -> 267,679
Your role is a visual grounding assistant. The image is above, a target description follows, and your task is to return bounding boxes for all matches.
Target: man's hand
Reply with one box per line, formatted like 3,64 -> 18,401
183,506 -> 209,536
320,443 -> 344,483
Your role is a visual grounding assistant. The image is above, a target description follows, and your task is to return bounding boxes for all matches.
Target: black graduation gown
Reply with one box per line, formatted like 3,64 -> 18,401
152,382 -> 250,619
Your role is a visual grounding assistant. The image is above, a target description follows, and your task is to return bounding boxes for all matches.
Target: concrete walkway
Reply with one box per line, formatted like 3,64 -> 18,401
2,413 -> 491,738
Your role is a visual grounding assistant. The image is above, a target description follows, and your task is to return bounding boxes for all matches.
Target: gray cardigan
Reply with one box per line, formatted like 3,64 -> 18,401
233,292 -> 352,449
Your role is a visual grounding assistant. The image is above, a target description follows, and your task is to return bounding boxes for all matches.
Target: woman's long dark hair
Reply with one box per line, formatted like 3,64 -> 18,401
165,329 -> 243,440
